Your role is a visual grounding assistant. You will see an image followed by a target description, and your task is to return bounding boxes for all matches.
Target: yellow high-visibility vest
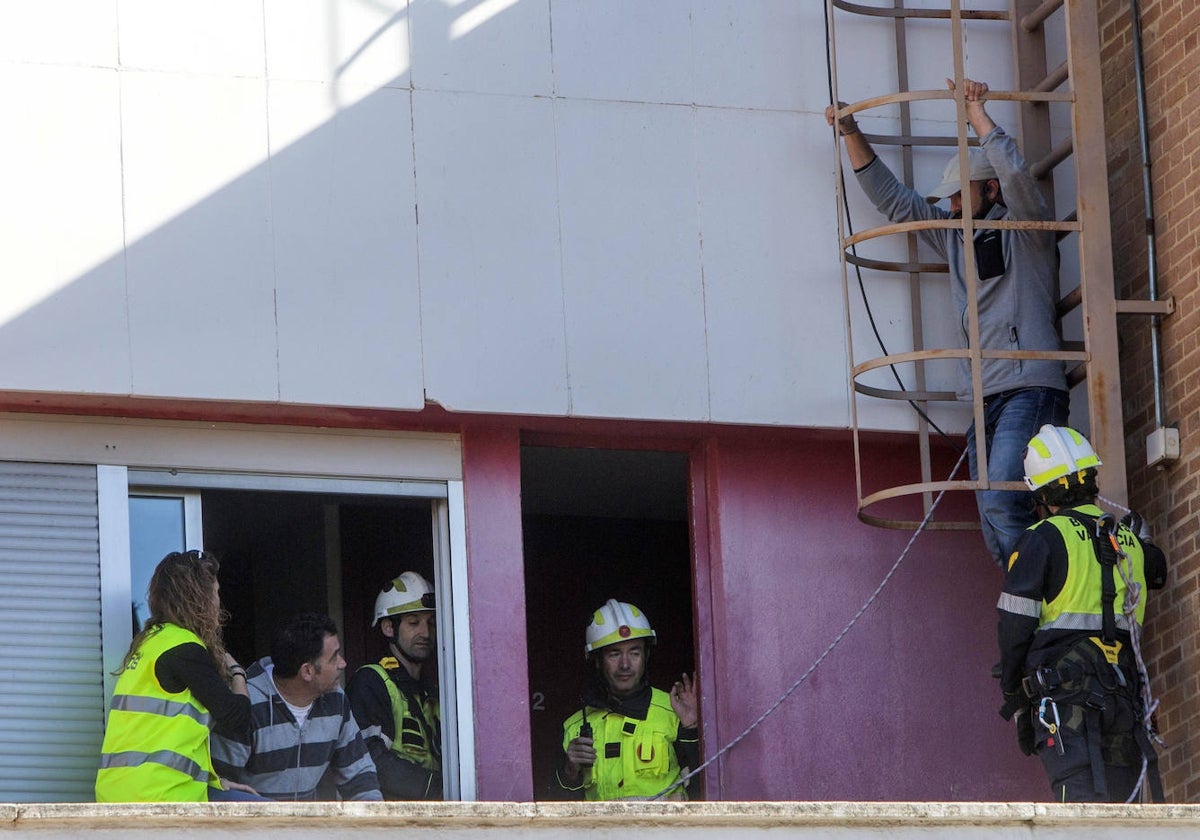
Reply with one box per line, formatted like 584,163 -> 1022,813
1039,505 -> 1149,633
95,623 -> 219,802
562,688 -> 687,801
364,661 -> 441,772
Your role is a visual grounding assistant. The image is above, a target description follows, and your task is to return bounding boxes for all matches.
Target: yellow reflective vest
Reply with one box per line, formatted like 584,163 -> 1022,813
95,623 -> 219,802
1038,505 -> 1149,634
561,688 -> 687,801
364,661 -> 441,772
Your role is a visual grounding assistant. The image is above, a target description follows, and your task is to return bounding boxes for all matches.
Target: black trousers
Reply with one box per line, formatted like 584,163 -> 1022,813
1038,720 -> 1142,803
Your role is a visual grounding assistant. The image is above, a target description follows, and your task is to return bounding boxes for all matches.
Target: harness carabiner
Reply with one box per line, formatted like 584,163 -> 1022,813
1038,697 -> 1066,755
1037,697 -> 1059,734
1095,513 -> 1123,557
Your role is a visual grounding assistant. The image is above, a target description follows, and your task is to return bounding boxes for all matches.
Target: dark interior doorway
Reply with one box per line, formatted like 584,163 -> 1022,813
197,490 -> 435,672
521,446 -> 694,799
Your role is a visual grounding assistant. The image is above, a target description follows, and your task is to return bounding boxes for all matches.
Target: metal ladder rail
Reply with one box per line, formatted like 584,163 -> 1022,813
828,1 -> 1107,529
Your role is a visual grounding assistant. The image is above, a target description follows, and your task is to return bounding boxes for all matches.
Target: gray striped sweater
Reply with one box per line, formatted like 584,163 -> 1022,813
210,658 -> 382,801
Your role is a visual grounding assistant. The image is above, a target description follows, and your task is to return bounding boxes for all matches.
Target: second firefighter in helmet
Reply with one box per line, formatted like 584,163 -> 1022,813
346,571 -> 443,799
997,425 -> 1167,802
557,599 -> 699,800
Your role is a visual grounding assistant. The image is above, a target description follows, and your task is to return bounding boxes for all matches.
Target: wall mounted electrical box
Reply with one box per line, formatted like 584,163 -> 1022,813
1147,427 -> 1180,468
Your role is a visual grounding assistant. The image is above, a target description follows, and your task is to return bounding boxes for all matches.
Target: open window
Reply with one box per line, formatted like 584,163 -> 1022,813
98,468 -> 474,799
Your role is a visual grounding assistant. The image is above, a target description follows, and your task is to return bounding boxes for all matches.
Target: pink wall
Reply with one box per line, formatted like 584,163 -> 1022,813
462,420 -> 1049,801
462,426 -> 534,801
703,435 -> 1047,801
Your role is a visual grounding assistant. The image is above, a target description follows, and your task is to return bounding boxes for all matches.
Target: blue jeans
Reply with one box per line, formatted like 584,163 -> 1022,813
966,386 -> 1070,567
208,786 -> 271,802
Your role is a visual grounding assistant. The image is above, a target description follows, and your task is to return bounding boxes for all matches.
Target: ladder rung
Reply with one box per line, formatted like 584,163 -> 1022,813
1030,135 -> 1074,179
1021,0 -> 1065,33
832,1 -> 1008,21
845,252 -> 946,275
861,133 -> 977,148
1034,61 -> 1070,93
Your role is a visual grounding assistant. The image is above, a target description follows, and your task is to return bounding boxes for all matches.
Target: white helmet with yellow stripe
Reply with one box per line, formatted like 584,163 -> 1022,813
372,571 -> 435,627
584,599 -> 656,658
1023,425 -> 1102,491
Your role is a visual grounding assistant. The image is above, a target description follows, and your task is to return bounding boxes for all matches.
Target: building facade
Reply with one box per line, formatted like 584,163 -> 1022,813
1,0 -> 1192,805
1100,0 -> 1200,803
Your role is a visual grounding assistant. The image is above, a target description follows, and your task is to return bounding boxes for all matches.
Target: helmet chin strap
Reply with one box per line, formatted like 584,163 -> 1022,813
386,625 -> 427,673
389,639 -> 418,666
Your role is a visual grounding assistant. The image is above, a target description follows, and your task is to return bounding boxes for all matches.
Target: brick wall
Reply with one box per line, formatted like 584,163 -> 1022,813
1099,0 -> 1200,802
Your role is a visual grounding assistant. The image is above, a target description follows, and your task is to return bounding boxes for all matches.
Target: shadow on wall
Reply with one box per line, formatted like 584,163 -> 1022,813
0,0 -> 539,405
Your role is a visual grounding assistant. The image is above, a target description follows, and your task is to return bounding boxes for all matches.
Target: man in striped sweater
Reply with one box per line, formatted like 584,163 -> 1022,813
211,613 -> 382,801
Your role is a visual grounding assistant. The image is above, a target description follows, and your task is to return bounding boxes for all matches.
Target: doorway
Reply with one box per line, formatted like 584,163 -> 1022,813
520,446 -> 695,799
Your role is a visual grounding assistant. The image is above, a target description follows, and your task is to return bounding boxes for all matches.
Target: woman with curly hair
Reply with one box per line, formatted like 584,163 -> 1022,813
96,550 -> 262,801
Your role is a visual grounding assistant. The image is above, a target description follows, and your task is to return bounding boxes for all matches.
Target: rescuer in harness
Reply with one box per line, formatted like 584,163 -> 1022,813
556,599 -> 699,800
347,571 -> 443,799
997,425 -> 1168,802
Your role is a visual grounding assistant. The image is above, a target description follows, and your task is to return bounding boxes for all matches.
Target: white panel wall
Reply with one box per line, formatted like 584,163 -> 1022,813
698,109 -> 842,427
269,82 -> 422,409
0,63 -> 129,394
414,91 -> 567,415
558,99 -> 709,421
263,0 -> 411,102
0,1 -> 1020,430
0,2 -> 118,67
692,1 -> 814,111
121,71 -> 277,400
118,0 -> 265,77
411,0 -> 552,96
552,1 -> 693,104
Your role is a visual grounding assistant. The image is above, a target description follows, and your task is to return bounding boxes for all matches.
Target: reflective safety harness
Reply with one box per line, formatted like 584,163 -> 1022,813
1023,510 -> 1163,802
95,624 -> 220,802
364,660 -> 441,772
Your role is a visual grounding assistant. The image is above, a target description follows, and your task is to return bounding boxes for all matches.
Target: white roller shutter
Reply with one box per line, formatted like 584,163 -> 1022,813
0,461 -> 103,802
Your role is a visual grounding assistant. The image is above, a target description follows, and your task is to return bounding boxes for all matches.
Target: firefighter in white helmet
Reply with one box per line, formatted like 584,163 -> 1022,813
556,599 -> 699,800
997,425 -> 1167,802
346,572 -> 442,799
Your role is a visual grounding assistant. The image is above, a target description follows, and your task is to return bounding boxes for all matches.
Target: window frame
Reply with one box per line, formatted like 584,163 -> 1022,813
97,466 -> 474,800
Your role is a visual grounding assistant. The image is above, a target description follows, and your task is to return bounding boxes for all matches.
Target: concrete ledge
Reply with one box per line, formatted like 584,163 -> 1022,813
3,801 -> 1200,836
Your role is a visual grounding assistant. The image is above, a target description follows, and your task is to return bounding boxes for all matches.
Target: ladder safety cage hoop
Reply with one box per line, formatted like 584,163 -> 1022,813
826,0 -> 1128,530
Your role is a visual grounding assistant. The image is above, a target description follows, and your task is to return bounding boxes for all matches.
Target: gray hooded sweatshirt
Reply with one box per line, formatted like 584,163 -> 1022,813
854,125 -> 1067,401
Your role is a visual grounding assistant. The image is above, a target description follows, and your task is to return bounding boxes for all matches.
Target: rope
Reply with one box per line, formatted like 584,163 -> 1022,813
1097,494 -> 1130,515
1112,528 -> 1165,803
657,0 -> 972,805
1093,495 -> 1163,802
650,447 -> 970,800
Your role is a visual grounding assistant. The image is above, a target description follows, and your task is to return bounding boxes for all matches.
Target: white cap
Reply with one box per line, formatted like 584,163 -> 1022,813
926,148 -> 998,203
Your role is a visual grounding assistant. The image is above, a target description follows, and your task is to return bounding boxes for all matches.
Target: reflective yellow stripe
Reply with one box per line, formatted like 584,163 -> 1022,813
98,749 -> 211,782
110,694 -> 211,726
1040,612 -> 1133,633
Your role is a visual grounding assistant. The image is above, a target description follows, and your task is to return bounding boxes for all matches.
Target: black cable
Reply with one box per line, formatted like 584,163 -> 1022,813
823,2 -> 963,455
